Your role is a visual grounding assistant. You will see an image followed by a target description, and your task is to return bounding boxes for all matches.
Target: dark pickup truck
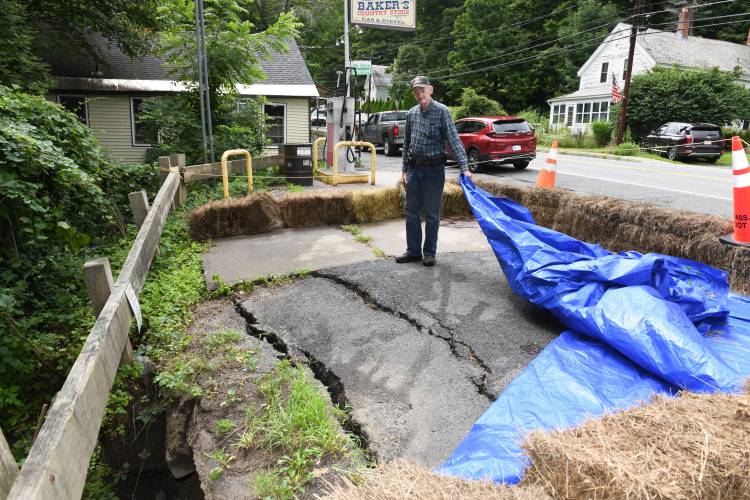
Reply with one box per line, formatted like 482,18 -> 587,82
358,110 -> 407,156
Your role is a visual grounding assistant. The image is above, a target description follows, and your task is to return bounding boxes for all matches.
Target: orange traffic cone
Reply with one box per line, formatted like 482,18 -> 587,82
536,140 -> 558,188
730,135 -> 750,243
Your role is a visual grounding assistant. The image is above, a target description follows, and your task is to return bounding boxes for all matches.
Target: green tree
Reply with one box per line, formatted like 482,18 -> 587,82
626,66 -> 750,138
455,88 -> 507,119
143,0 -> 301,162
0,0 -> 49,90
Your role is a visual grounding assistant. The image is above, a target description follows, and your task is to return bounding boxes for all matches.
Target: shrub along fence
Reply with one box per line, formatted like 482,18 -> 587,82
0,156 -> 188,499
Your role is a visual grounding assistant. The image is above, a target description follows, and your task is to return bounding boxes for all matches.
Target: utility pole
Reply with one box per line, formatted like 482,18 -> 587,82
194,0 -> 208,163
344,0 -> 351,97
615,0 -> 640,145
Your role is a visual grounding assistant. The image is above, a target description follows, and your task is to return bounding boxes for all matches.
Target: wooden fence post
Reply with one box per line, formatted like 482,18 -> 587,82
0,428 -> 17,500
158,156 -> 171,185
170,153 -> 187,207
82,258 -> 133,365
129,190 -> 160,256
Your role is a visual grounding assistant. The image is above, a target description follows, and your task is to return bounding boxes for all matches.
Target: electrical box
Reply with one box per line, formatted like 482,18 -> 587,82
326,96 -> 356,171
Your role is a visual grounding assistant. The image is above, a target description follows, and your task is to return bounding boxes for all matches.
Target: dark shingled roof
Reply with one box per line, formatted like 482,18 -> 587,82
46,33 -> 315,86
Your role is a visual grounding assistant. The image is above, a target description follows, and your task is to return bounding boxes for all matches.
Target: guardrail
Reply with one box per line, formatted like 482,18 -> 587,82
4,156 -> 184,500
220,149 -> 253,199
333,141 -> 377,186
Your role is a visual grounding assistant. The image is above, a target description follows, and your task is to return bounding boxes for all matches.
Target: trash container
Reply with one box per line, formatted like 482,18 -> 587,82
282,143 -> 313,186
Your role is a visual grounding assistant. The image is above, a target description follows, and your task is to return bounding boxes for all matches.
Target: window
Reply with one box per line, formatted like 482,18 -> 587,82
576,103 -> 583,123
622,58 -> 628,80
600,101 -> 609,121
58,95 -> 88,125
493,120 -> 532,133
381,112 -> 407,121
592,102 -> 601,122
551,104 -> 565,125
566,106 -> 574,126
583,103 -> 591,123
455,121 -> 469,133
130,97 -> 155,147
469,121 -> 485,133
264,103 -> 286,144
600,62 -> 609,83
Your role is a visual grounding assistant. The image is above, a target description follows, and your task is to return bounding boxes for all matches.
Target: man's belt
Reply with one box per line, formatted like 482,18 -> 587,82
413,154 -> 446,167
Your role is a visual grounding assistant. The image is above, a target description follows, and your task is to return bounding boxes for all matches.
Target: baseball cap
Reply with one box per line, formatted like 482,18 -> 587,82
410,75 -> 430,88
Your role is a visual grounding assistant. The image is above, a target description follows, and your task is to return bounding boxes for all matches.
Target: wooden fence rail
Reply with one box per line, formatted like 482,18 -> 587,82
5,161 -> 182,500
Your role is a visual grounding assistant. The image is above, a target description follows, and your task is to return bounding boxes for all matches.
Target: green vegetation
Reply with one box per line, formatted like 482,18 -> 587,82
216,419 -> 236,438
627,67 -> 750,139
245,360 -> 364,498
454,88 -> 506,120
206,450 -> 236,481
591,121 -> 614,148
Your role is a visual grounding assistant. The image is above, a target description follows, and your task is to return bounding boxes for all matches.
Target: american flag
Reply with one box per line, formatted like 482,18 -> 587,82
611,72 -> 623,103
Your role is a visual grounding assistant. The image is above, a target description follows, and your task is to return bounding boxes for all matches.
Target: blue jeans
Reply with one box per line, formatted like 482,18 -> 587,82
405,165 -> 445,257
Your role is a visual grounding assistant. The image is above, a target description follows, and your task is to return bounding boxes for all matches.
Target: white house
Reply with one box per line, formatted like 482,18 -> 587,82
46,35 -> 319,164
548,18 -> 750,132
364,65 -> 392,102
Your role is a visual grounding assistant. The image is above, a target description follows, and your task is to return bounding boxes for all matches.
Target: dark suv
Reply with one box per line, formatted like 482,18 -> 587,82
642,122 -> 723,163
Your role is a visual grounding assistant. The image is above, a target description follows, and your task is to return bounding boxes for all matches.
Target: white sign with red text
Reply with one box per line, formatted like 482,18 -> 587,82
351,0 -> 416,31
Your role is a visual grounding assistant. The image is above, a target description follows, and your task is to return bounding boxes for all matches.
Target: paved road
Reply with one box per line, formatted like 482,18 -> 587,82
356,149 -> 733,218
237,253 -> 560,467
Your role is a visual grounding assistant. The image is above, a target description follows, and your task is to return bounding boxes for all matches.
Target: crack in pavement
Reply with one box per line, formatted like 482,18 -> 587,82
234,301 -> 375,458
312,271 -> 496,403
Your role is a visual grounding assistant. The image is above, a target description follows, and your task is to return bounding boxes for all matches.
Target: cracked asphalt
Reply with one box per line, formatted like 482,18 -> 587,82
237,252 -> 562,467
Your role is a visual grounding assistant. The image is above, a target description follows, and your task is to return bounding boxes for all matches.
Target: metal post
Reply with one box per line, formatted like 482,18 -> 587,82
615,0 -> 640,145
82,258 -> 134,365
198,0 -> 215,162
344,0 -> 350,98
193,0 -> 208,163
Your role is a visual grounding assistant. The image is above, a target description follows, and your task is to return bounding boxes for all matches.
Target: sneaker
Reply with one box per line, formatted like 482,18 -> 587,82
423,255 -> 436,267
395,253 -> 422,263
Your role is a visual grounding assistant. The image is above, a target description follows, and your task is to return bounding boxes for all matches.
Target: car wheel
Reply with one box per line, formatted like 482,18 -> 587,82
467,149 -> 481,173
705,156 -> 720,164
513,160 -> 530,170
667,147 -> 678,161
384,138 -> 398,156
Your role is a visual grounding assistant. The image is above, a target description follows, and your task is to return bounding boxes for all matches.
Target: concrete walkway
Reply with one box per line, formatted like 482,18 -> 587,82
204,218 -> 491,286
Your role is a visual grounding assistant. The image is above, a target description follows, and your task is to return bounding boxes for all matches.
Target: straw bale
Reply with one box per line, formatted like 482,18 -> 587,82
278,190 -> 354,227
319,459 -> 550,500
442,182 -> 472,217
522,390 -> 750,499
189,192 -> 280,240
730,247 -> 750,295
352,185 -> 404,223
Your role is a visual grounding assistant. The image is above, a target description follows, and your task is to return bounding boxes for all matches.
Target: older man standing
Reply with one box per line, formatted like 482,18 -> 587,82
396,75 -> 470,267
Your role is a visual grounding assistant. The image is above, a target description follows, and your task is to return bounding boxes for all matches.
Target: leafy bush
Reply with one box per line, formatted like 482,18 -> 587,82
543,128 -> 596,149
627,67 -> 750,139
613,142 -> 640,156
518,108 -> 549,134
0,85 -> 158,457
591,121 -> 613,147
455,88 -> 507,119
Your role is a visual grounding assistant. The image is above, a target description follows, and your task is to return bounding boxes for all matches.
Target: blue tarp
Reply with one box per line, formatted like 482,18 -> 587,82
436,177 -> 750,483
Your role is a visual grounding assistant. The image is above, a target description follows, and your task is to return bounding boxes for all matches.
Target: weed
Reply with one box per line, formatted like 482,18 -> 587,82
286,183 -> 305,193
372,247 -> 386,258
215,419 -> 236,438
340,224 -> 362,236
354,234 -> 372,244
205,330 -> 243,355
206,450 -> 235,480
153,358 -> 206,398
220,388 -> 240,408
242,351 -> 258,372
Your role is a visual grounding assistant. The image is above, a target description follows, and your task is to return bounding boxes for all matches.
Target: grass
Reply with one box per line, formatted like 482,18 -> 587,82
244,360 -> 365,498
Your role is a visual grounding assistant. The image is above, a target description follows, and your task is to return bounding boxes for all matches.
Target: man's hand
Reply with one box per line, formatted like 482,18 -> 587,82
463,170 -> 472,179
402,171 -> 408,185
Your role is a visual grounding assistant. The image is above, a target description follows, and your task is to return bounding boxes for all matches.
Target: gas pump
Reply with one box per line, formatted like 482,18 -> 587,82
326,96 -> 356,171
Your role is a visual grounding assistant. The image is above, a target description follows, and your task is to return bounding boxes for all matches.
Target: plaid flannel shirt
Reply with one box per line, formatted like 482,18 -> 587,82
402,100 -> 468,172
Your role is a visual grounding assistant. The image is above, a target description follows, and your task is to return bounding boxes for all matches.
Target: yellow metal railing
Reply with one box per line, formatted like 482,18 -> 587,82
332,141 -> 377,186
221,149 -> 253,199
312,136 -> 326,172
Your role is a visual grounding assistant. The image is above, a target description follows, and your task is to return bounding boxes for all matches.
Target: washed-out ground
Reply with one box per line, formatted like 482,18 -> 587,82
201,217 -> 562,470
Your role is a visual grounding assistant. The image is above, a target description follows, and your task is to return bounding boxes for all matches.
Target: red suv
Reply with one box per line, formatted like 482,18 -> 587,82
448,116 -> 536,172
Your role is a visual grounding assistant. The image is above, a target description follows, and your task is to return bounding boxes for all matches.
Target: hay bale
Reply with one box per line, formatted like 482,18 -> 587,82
352,185 -> 403,223
320,459 -> 550,500
189,192 -> 280,240
522,390 -> 750,499
442,182 -> 472,217
278,190 -> 354,227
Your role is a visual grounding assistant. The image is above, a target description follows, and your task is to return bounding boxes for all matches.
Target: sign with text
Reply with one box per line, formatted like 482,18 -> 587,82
351,60 -> 372,76
351,0 -> 416,31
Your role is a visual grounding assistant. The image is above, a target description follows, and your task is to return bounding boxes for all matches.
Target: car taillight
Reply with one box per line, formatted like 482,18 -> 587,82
392,125 -> 399,136
685,135 -> 693,145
